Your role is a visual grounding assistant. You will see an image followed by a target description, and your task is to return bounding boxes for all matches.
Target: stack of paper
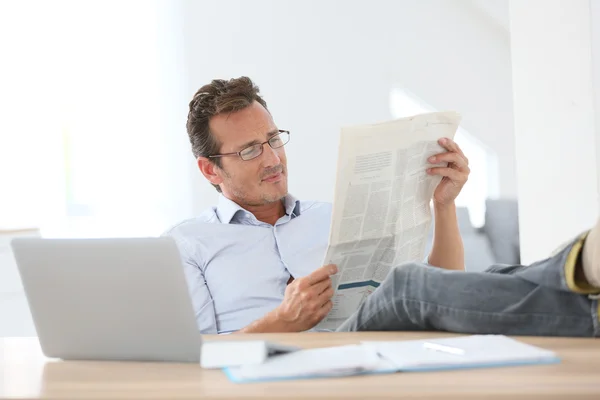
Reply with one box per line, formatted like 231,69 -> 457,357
200,341 -> 301,369
213,335 -> 560,383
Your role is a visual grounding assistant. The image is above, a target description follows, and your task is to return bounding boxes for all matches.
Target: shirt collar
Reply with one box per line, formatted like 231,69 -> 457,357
284,193 -> 301,218
216,195 -> 246,224
216,194 -> 301,224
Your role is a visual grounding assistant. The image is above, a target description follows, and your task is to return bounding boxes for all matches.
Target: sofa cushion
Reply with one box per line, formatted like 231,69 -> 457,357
482,199 -> 520,265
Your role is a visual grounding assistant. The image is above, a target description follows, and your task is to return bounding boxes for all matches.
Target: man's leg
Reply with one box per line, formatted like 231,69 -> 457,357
336,228 -> 600,337
583,218 -> 600,287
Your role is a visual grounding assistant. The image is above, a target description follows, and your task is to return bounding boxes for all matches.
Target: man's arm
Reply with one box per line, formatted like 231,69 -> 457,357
163,233 -> 220,333
427,202 -> 465,270
236,264 -> 337,333
425,137 -> 470,271
237,309 -> 295,333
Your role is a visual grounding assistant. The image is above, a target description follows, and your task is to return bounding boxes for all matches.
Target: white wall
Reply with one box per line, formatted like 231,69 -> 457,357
0,1 -> 65,231
0,0 -> 195,336
510,0 -> 600,263
593,0 -> 600,211
182,0 -> 517,215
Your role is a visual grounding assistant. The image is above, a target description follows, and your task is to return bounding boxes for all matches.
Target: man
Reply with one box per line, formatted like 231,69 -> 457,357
165,76 -> 600,337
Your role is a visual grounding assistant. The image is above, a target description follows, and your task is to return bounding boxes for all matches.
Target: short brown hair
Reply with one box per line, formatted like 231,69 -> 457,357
186,77 -> 269,192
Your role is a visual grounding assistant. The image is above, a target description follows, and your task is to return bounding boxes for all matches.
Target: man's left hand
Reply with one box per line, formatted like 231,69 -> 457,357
427,137 -> 470,206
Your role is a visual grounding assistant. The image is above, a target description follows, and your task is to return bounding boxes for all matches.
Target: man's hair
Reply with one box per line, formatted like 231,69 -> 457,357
186,76 -> 268,192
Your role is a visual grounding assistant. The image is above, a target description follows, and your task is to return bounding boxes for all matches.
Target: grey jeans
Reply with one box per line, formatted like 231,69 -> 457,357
336,235 -> 600,337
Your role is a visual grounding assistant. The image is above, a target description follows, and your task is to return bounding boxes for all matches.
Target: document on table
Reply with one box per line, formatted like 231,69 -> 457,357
361,335 -> 560,371
316,112 -> 462,330
222,335 -> 559,383
224,344 -> 396,383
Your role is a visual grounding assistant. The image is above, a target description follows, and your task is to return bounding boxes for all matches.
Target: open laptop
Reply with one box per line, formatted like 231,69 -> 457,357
10,237 -> 202,363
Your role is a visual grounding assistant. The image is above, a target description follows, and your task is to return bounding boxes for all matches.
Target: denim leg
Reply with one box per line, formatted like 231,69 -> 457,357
336,260 -> 598,337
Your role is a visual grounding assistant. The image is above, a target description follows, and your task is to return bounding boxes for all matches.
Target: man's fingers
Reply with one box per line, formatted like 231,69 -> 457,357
319,300 -> 333,316
438,137 -> 461,155
318,286 -> 334,303
306,264 -> 337,286
454,142 -> 468,164
312,278 -> 333,296
437,137 -> 469,165
426,167 -> 465,182
429,152 -> 468,171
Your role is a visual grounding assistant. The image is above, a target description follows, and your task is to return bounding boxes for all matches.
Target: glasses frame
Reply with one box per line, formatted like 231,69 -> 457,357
208,130 -> 290,161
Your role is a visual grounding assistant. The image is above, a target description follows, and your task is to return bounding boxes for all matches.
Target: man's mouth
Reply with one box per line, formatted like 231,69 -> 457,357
262,168 -> 284,183
262,172 -> 283,183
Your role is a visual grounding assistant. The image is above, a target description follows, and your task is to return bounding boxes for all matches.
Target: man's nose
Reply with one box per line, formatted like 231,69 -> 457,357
262,143 -> 281,166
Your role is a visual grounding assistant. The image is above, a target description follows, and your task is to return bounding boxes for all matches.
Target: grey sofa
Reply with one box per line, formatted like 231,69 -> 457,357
424,199 -> 520,272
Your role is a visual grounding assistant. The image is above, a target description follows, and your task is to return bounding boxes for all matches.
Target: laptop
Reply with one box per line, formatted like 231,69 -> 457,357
10,237 -> 202,363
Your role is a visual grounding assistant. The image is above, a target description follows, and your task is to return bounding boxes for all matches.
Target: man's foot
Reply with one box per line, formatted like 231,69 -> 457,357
582,218 -> 600,287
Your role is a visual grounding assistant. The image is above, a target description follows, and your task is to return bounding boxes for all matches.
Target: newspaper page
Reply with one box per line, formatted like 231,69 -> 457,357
316,111 -> 462,331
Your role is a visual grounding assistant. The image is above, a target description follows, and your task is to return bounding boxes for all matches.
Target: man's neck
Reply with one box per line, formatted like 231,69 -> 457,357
245,199 -> 285,226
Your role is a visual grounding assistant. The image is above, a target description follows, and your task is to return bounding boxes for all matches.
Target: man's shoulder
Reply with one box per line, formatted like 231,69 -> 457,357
162,207 -> 220,239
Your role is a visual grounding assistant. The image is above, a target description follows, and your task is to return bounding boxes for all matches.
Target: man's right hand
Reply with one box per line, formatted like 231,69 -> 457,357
273,264 -> 338,332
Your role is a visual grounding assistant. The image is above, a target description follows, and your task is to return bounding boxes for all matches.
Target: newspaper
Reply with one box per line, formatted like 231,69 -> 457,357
316,111 -> 462,331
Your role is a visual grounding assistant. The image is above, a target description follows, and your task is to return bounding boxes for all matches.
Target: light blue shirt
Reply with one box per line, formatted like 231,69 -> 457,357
163,194 -> 332,334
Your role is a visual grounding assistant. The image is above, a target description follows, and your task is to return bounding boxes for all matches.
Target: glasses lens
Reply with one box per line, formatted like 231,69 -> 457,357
270,131 -> 289,149
240,144 -> 263,160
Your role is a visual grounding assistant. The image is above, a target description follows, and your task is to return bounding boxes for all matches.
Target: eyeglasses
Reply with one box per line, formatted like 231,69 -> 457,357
208,130 -> 290,161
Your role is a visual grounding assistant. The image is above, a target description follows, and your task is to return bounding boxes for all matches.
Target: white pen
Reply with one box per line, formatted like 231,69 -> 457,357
423,342 -> 466,356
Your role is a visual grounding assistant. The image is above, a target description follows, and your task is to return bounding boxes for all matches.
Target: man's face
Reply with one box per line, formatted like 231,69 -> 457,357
206,101 -> 288,207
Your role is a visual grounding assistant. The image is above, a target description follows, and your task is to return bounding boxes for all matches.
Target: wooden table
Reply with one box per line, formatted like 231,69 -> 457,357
1,332 -> 599,399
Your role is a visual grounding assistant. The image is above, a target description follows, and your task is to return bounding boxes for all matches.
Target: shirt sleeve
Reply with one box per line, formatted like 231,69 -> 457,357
166,232 -> 219,334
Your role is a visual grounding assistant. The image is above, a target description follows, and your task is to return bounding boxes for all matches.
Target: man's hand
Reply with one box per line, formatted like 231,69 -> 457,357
273,264 -> 337,332
427,137 -> 470,206
237,264 -> 338,333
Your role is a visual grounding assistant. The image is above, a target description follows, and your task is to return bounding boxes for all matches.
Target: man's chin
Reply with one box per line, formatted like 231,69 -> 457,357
267,190 -> 288,202
262,185 -> 288,203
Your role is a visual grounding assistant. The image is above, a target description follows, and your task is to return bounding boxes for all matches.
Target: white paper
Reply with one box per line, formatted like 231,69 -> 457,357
361,335 -> 559,370
225,344 -> 395,382
200,340 -> 301,369
316,112 -> 462,330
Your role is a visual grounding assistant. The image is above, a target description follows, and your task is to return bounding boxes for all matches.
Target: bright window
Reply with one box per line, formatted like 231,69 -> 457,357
0,1 -> 188,238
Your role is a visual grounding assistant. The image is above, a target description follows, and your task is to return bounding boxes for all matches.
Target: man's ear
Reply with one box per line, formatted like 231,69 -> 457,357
197,157 -> 224,187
